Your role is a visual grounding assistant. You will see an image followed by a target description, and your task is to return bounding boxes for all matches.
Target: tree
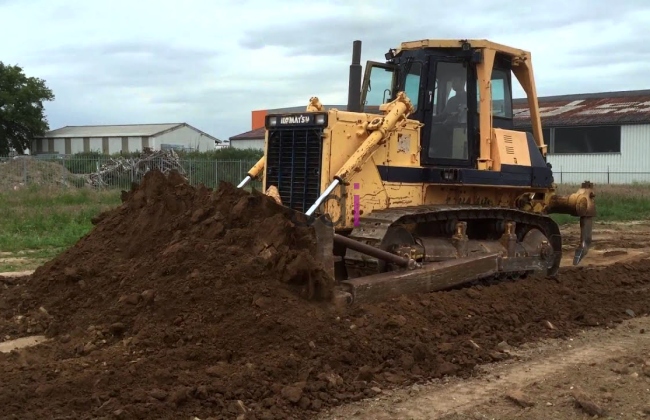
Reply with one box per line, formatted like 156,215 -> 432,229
0,62 -> 55,155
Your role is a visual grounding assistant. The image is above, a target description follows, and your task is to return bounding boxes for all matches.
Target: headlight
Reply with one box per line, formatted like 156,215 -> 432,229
315,114 -> 326,125
268,117 -> 277,126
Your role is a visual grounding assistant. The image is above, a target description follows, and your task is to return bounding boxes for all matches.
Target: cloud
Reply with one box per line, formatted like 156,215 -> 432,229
0,0 -> 649,141
239,0 -> 650,99
25,42 -> 220,89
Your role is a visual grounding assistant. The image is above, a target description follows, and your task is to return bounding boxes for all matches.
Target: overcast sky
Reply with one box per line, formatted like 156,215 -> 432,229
2,0 -> 649,141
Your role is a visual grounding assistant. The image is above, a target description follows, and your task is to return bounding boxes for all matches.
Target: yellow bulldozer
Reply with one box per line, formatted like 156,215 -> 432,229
237,39 -> 596,305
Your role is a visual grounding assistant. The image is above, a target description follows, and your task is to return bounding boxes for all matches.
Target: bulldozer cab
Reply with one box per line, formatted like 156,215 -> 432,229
360,40 -> 523,170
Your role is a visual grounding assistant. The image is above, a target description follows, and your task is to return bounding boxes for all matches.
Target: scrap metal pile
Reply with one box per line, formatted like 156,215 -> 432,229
87,148 -> 187,188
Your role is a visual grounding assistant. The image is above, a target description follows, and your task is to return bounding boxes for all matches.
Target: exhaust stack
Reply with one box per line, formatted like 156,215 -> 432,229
346,40 -> 362,113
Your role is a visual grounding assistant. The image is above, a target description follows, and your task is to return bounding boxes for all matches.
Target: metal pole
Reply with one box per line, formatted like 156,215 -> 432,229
306,179 -> 340,216
237,175 -> 252,189
334,233 -> 416,269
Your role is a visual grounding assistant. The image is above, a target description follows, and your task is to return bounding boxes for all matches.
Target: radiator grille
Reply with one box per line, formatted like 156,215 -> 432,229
265,127 -> 324,213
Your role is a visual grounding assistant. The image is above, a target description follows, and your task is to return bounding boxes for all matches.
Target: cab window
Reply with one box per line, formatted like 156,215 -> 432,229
365,66 -> 394,107
490,69 -> 512,117
476,69 -> 513,118
403,62 -> 422,110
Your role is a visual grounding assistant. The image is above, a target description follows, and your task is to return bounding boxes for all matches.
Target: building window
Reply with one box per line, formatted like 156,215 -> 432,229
542,128 -> 551,146
553,125 -> 621,154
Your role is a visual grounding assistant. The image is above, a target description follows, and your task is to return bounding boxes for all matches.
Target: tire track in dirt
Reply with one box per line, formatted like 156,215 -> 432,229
319,317 -> 650,420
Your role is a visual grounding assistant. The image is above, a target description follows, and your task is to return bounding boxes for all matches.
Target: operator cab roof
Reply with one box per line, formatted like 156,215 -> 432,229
396,39 -> 530,59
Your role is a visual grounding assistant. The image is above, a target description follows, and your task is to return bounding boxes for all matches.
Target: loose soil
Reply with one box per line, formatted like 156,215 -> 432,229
1,170 -> 650,420
320,316 -> 650,420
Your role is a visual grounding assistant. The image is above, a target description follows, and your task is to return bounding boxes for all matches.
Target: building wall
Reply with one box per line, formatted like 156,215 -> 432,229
33,125 -> 218,155
53,139 -> 64,154
547,124 -> 650,184
252,110 -> 267,130
230,139 -> 265,150
156,125 -> 215,152
32,136 -> 142,154
128,137 -> 141,151
89,137 -> 102,152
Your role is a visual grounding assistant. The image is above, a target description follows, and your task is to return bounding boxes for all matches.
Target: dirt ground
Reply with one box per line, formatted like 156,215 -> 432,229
318,221 -> 650,420
319,316 -> 650,420
559,220 -> 650,267
1,171 -> 650,420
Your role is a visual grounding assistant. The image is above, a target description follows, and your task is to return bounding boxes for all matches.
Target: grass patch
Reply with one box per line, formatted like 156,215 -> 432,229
553,183 -> 650,225
0,181 -> 648,272
0,186 -> 121,261
0,182 -> 253,272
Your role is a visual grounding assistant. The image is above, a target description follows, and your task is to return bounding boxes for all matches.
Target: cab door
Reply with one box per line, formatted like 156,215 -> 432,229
360,61 -> 396,113
421,58 -> 477,168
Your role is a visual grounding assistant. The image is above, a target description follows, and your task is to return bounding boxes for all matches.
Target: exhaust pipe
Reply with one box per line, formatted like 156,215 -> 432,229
346,40 -> 362,113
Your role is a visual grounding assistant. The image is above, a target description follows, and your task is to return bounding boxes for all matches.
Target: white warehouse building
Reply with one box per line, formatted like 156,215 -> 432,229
514,89 -> 650,184
32,123 -> 222,155
228,127 -> 265,150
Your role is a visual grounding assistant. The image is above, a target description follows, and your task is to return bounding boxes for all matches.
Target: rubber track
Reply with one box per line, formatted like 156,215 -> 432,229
344,205 -> 562,278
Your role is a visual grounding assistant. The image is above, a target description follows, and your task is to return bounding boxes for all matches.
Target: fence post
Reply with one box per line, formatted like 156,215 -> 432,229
607,166 -> 610,184
23,158 -> 27,186
61,155 -> 66,186
560,166 -> 562,184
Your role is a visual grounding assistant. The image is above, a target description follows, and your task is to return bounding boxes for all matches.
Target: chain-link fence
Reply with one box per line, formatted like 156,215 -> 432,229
0,154 -> 263,191
1,154 -> 649,191
553,171 -> 650,185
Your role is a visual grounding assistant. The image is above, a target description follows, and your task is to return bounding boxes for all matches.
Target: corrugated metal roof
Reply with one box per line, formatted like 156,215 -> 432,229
235,90 -> 650,139
230,127 -> 265,141
43,123 -> 184,138
514,89 -> 650,127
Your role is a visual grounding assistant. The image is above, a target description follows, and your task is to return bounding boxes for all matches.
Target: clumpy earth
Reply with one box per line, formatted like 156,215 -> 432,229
1,170 -> 650,420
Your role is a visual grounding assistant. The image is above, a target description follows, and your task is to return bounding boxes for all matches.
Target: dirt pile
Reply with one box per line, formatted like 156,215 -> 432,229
3,169 -> 332,335
0,157 -> 84,190
1,170 -> 650,419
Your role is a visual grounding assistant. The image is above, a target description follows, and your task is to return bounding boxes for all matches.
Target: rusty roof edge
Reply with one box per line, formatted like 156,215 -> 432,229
513,89 -> 650,105
229,127 -> 265,141
512,119 -> 650,128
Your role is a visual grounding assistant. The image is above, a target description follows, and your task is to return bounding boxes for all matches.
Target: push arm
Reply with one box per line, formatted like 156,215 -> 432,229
306,92 -> 415,215
237,156 -> 265,188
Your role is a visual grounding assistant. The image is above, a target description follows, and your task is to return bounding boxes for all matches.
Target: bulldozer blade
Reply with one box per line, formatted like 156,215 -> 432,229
338,254 -> 522,305
306,213 -> 347,302
311,214 -> 335,280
